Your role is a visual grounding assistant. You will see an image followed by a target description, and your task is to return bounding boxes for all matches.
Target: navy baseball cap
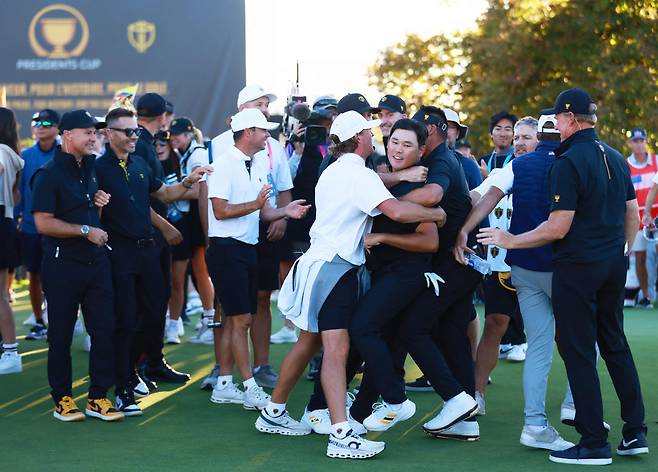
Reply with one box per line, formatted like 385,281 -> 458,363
411,108 -> 447,128
337,93 -> 379,115
165,100 -> 174,114
59,110 -> 106,132
35,109 -> 60,125
541,88 -> 594,115
630,128 -> 647,141
136,92 -> 167,117
169,117 -> 195,135
378,95 -> 407,114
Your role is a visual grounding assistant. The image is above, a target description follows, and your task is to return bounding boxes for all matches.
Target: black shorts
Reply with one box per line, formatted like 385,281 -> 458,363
171,213 -> 192,261
20,231 -> 43,273
257,222 -> 281,291
0,214 -> 18,270
187,202 -> 207,249
318,268 -> 359,332
483,271 -> 521,318
206,237 -> 257,316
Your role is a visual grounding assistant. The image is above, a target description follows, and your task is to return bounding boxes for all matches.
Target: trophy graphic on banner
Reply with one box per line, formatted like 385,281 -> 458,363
40,17 -> 77,58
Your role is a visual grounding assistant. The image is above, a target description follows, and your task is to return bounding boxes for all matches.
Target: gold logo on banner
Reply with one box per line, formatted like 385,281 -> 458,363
28,4 -> 89,58
128,20 -> 156,53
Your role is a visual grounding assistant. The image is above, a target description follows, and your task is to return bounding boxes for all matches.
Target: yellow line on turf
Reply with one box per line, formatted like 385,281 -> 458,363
0,385 -> 50,410
399,405 -> 442,440
22,357 -> 46,370
20,347 -> 48,358
138,404 -> 176,426
7,376 -> 88,416
138,363 -> 213,411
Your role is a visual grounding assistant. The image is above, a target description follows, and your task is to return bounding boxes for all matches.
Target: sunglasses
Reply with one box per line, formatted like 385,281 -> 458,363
35,121 -> 54,128
109,127 -> 143,138
156,139 -> 169,146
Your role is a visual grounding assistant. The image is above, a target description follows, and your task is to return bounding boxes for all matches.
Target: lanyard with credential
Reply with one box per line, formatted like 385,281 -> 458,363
487,150 -> 513,172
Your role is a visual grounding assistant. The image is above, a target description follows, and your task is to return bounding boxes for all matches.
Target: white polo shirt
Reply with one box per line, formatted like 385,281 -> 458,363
206,145 -> 268,244
212,131 -> 293,207
308,153 -> 394,265
474,166 -> 514,272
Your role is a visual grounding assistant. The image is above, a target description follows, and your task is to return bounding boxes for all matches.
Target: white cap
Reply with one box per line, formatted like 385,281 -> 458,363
538,114 -> 559,134
230,108 -> 279,132
237,84 -> 277,108
329,111 -> 381,143
442,108 -> 468,140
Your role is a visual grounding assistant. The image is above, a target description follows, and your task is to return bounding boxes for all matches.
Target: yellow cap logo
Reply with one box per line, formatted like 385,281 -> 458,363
424,114 -> 429,121
554,195 -> 561,202
358,95 -> 365,102
28,4 -> 89,58
565,103 -> 571,110
128,20 -> 156,53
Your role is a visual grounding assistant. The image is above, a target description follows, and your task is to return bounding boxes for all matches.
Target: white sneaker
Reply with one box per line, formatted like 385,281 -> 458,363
270,326 -> 298,344
498,343 -> 513,359
189,318 -> 214,344
430,419 -> 480,441
0,351 -> 22,375
185,296 -> 203,316
475,391 -> 486,416
132,377 -> 150,398
560,404 -> 611,431
164,319 -> 181,345
210,382 -> 244,405
302,407 -> 332,434
84,335 -> 91,352
507,343 -> 527,362
200,365 -> 220,391
177,317 -> 185,336
244,384 -> 270,411
363,399 -> 416,432
73,317 -> 84,337
23,313 -> 37,326
256,408 -> 312,436
327,430 -> 386,459
42,307 -> 48,326
423,392 -> 478,433
520,424 -> 575,451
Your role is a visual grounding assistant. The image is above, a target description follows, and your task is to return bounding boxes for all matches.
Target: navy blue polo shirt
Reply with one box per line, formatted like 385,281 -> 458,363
549,128 -> 636,263
30,146 -> 104,262
136,125 -> 167,218
96,145 -> 163,241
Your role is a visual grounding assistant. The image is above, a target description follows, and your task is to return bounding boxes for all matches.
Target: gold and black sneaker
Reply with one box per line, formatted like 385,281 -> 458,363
53,396 -> 86,422
85,398 -> 125,422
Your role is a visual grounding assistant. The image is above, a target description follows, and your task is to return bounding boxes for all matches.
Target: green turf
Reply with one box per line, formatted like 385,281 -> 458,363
1,280 -> 656,471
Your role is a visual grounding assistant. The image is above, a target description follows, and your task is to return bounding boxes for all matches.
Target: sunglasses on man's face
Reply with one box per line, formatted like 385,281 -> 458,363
35,121 -> 54,128
109,127 -> 144,138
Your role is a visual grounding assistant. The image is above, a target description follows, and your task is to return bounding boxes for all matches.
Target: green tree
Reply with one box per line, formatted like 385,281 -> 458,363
369,0 -> 658,155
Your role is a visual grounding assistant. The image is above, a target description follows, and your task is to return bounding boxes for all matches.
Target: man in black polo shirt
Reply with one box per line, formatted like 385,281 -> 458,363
96,108 -> 210,415
134,93 -> 187,389
478,88 -> 647,465
32,110 -> 123,423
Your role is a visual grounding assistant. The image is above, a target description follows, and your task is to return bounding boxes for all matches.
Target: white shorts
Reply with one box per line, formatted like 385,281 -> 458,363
632,229 -> 647,252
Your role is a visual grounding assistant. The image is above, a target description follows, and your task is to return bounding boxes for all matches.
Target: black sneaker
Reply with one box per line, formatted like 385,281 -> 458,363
145,360 -> 190,383
25,323 -> 48,341
549,444 -> 612,465
405,375 -> 433,392
115,392 -> 143,417
617,431 -> 649,456
637,297 -> 653,309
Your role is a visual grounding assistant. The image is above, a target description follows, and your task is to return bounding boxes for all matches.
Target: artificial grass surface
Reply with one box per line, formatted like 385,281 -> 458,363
1,281 -> 656,471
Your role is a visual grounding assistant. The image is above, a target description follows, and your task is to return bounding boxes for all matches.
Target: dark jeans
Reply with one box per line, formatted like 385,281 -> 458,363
109,237 -> 166,393
553,255 -> 646,449
43,252 -> 115,402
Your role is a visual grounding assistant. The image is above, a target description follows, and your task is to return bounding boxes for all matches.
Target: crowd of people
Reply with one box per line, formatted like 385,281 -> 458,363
0,83 -> 653,465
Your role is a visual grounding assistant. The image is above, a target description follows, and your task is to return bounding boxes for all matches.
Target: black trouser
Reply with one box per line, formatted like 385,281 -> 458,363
553,255 -> 646,449
349,261 -> 428,405
397,258 -> 481,401
42,251 -> 115,402
109,236 -> 166,394
501,307 -> 526,345
133,231 -> 169,367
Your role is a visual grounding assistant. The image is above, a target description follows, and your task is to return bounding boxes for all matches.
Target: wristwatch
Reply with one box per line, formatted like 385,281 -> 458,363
80,224 -> 90,237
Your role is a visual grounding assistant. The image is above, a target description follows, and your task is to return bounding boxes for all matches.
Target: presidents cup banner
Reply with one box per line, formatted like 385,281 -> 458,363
0,0 -> 246,138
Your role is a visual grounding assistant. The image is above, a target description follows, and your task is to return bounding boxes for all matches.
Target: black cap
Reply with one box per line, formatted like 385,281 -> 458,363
541,87 -> 594,115
629,128 -> 647,141
313,95 -> 338,110
136,93 -> 167,117
378,95 -> 406,114
411,109 -> 447,129
59,110 -> 106,132
165,100 -> 174,114
35,109 -> 60,125
455,139 -> 471,149
169,117 -> 195,135
337,93 -> 379,115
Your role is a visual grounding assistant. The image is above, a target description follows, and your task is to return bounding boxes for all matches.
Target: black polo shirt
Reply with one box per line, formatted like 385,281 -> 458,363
30,146 -> 104,263
549,128 -> 635,263
366,180 -> 430,273
96,145 -> 163,241
136,125 -> 167,218
395,142 -> 473,263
